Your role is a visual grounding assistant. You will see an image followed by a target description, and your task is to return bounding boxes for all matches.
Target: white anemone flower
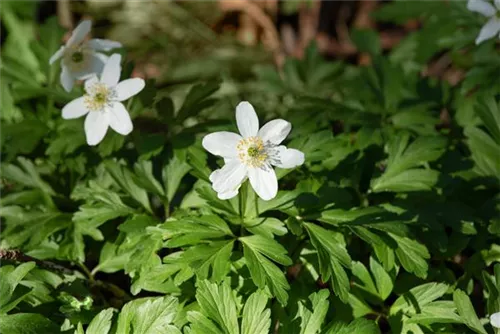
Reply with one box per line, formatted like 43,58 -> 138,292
492,312 -> 500,328
61,54 -> 145,146
49,20 -> 122,92
467,0 -> 500,44
202,101 -> 305,201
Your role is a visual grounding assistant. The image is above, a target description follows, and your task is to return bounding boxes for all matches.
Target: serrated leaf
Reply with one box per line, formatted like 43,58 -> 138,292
116,296 -> 180,334
299,289 -> 330,334
0,262 -> 35,313
195,280 -> 239,334
163,154 -> 192,202
391,282 -> 449,315
453,290 -> 487,334
243,243 -> 290,306
0,313 -> 59,334
241,290 -> 271,334
86,308 -> 114,334
304,223 -> 351,302
391,234 -> 430,279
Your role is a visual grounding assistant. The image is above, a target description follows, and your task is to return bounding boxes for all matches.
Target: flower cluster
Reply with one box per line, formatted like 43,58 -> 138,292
50,20 -> 144,146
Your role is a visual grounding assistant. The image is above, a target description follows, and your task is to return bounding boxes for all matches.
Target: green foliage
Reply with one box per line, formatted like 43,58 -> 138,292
1,1 -> 499,333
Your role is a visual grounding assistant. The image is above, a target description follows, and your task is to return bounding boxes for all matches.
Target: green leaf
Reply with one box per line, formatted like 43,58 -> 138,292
453,289 -> 487,334
86,308 -> 114,334
134,160 -> 165,197
0,313 -> 59,334
242,241 -> 290,306
350,29 -> 381,55
241,290 -> 271,334
116,296 -> 181,334
180,240 -> 234,282
243,217 -> 287,239
163,154 -> 192,202
0,262 -> 35,313
186,311 -> 222,334
406,301 -> 462,325
195,280 -> 239,334
371,132 -> 446,192
391,282 -> 449,315
239,235 -> 292,266
370,257 -> 393,301
391,234 -> 430,279
299,289 -> 330,334
176,80 -> 220,123
104,160 -> 152,213
325,318 -> 380,334
161,215 -> 233,248
304,223 -> 351,302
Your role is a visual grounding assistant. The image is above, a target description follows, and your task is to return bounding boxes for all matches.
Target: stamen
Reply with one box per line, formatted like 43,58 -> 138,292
84,83 -> 115,112
237,136 -> 270,168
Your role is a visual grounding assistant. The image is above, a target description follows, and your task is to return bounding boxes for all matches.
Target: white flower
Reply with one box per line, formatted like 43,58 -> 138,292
492,312 -> 500,328
49,20 -> 122,92
467,0 -> 500,44
202,101 -> 305,201
61,54 -> 145,146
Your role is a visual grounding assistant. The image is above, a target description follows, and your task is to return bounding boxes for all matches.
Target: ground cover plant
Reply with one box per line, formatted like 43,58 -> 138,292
1,1 -> 499,333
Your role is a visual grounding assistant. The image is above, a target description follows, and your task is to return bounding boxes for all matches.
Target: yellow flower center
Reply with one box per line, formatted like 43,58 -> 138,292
237,136 -> 268,168
84,83 -> 113,112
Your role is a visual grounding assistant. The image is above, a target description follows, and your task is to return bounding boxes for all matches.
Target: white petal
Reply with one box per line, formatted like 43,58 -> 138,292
211,160 -> 247,194
60,66 -> 74,92
88,38 -> 122,51
100,54 -> 122,86
491,312 -> 500,328
108,102 -> 133,135
236,101 -> 259,138
74,53 -> 106,80
49,46 -> 65,65
248,166 -> 278,201
258,119 -> 292,145
84,111 -> 109,146
115,78 -> 145,101
67,20 -> 92,47
202,132 -> 242,158
62,97 -> 89,119
84,75 -> 99,93
273,147 -> 305,168
467,0 -> 496,16
476,18 -> 500,44
217,189 -> 239,200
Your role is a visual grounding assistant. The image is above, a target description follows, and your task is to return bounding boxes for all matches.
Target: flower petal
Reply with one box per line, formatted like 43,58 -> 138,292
60,66 -> 74,92
88,38 -> 122,51
115,78 -> 145,101
211,160 -> 247,194
202,131 -> 242,158
84,111 -> 109,146
84,75 -> 99,93
217,189 -> 239,200
248,166 -> 278,201
108,102 -> 133,135
272,147 -> 305,168
62,97 -> 89,119
476,18 -> 500,44
49,46 -> 65,65
74,53 -> 106,80
67,20 -> 92,47
491,312 -> 500,328
467,0 -> 496,16
100,53 -> 122,86
258,119 -> 292,145
236,101 -> 259,138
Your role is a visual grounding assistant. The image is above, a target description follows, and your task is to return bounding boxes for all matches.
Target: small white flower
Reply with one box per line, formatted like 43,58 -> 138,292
49,20 -> 122,92
202,101 -> 305,201
61,54 -> 145,146
492,312 -> 500,328
467,0 -> 500,44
